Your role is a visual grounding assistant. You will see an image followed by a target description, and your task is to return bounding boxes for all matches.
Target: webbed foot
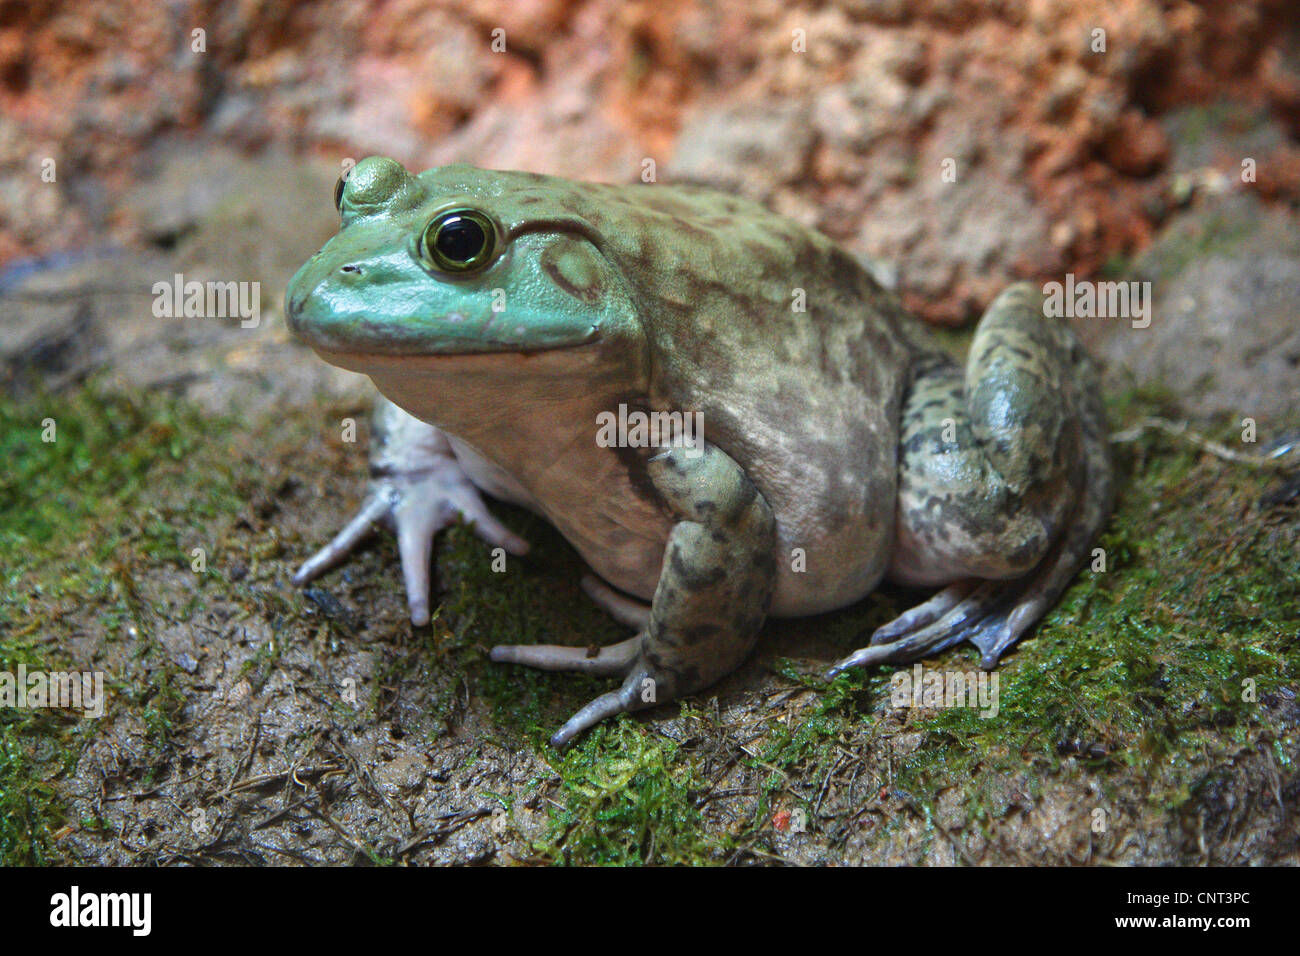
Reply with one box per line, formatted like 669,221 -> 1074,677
294,399 -> 527,625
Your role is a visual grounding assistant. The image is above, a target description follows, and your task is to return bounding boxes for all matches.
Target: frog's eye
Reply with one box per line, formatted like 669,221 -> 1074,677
419,208 -> 498,274
333,176 -> 346,213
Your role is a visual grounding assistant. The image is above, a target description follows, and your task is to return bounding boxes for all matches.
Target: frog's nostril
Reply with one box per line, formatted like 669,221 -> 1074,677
340,264 -> 363,275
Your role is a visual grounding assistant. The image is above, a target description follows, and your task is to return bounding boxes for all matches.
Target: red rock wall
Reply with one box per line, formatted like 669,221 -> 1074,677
2,0 -> 1296,321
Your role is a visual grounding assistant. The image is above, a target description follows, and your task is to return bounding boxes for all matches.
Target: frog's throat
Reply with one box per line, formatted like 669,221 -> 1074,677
321,337 -> 641,465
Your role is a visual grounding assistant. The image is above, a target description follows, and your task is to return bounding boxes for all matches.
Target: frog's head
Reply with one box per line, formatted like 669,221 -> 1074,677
286,157 -> 640,371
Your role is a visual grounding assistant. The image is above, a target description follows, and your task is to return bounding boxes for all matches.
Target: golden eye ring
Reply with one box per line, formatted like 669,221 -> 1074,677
419,208 -> 498,274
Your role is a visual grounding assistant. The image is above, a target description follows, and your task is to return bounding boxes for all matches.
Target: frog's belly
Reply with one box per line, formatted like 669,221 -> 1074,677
450,437 -> 886,618
448,436 -> 673,602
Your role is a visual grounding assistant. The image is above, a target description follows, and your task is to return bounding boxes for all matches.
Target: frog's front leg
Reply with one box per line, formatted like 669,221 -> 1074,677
490,443 -> 777,749
294,397 -> 530,625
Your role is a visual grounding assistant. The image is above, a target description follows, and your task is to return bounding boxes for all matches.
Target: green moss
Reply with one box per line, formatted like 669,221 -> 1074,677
534,721 -> 722,865
0,382 -> 245,863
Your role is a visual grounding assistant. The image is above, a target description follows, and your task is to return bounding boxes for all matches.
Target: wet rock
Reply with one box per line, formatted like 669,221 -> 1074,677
0,144 -> 363,416
1079,191 -> 1300,422
373,752 -> 433,795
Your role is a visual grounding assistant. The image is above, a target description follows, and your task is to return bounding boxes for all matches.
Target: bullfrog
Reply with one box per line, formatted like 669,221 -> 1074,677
285,156 -> 1113,748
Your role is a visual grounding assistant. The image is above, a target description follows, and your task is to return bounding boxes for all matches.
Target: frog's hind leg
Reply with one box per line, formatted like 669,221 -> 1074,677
828,283 -> 1113,677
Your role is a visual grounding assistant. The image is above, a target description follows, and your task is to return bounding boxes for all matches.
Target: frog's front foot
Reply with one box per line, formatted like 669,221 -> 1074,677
294,400 -> 528,626
491,443 -> 777,749
294,466 -> 527,625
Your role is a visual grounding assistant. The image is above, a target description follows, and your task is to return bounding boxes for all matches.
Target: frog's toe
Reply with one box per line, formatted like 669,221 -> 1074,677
549,678 -> 646,750
446,489 -> 530,556
825,582 -> 1006,678
868,581 -> 976,645
293,494 -> 391,585
967,616 -> 1024,670
580,575 -> 652,630
395,504 -> 439,626
544,655 -> 691,750
490,634 -> 641,676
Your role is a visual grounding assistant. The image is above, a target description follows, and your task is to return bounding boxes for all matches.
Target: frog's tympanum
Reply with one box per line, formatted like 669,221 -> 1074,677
286,157 -> 1113,748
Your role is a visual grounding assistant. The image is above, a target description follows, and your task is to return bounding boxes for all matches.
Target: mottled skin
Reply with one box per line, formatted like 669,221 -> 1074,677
286,156 -> 1113,747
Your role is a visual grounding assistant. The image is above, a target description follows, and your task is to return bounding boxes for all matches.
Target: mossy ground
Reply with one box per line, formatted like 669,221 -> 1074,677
2,378 -> 1297,865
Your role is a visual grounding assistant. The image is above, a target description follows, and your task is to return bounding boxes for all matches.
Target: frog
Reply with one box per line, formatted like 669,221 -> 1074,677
285,156 -> 1113,749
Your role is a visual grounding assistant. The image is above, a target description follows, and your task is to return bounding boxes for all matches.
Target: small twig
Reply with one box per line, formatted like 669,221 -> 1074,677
308,805 -> 372,858
248,796 -> 312,832
394,808 -> 496,856
814,755 -> 845,820
1110,417 -> 1298,470
210,764 -> 342,799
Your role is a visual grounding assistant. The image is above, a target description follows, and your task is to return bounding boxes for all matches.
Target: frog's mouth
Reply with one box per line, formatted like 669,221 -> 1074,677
284,283 -> 607,358
304,328 -> 604,375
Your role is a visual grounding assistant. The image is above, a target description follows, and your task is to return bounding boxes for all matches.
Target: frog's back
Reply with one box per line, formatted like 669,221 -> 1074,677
587,180 -> 926,616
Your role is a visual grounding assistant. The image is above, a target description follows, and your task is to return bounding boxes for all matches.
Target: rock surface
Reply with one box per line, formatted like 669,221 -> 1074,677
1079,192 -> 1300,422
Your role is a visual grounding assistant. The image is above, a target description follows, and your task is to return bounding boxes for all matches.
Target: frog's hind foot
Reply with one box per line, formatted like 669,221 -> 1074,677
825,541 -> 1066,678
825,581 -> 1006,678
826,561 -> 1050,681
